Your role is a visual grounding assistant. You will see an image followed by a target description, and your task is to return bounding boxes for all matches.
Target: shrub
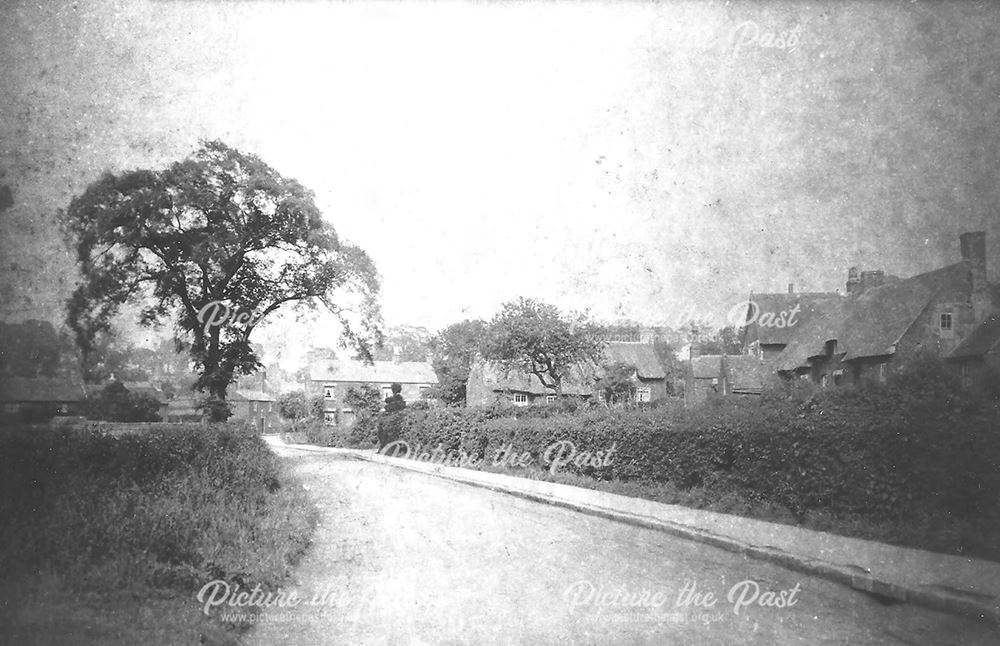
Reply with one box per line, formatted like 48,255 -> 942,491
87,381 -> 162,422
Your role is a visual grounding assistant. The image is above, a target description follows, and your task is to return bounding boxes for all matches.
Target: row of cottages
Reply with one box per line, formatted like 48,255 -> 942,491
743,231 -> 1000,389
309,359 -> 438,425
465,342 -> 672,407
0,376 -> 88,421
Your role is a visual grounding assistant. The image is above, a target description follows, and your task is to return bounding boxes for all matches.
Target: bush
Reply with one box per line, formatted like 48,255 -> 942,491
87,381 -> 163,422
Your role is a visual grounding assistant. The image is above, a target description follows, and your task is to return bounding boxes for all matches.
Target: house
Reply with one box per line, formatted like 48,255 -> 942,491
741,287 -> 843,362
946,314 -> 1000,389
765,232 -> 1000,389
465,342 -> 675,407
309,359 -> 438,426
0,376 -> 88,422
230,389 -> 280,433
685,354 -> 771,403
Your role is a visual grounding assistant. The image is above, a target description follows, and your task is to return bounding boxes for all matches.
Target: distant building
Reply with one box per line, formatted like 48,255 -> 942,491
230,389 -> 279,433
685,354 -> 771,404
308,360 -> 438,426
0,376 -> 88,422
465,342 -> 676,407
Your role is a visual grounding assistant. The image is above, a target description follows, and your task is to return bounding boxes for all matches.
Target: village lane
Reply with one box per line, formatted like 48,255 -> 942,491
243,450 -> 996,646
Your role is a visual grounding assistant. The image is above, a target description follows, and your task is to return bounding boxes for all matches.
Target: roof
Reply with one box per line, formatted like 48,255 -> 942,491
725,355 -> 772,392
310,360 -> 438,385
231,389 -> 277,402
744,292 -> 843,346
603,343 -> 666,379
950,314 -> 1000,359
690,355 -> 723,379
775,262 -> 977,370
0,377 -> 87,403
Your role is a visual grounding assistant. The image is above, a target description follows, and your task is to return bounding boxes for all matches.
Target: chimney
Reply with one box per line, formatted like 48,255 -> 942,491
787,283 -> 794,294
960,231 -> 987,288
859,270 -> 885,293
846,266 -> 861,296
960,231 -> 989,318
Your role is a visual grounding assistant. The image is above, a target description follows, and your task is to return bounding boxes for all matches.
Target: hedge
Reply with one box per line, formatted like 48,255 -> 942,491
346,382 -> 1000,524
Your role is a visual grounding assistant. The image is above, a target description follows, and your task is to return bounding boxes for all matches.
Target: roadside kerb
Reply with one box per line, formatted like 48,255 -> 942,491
269,438 -> 1000,626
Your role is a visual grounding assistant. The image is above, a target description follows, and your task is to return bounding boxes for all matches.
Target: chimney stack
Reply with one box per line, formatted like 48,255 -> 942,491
846,266 -> 861,296
960,231 -> 987,287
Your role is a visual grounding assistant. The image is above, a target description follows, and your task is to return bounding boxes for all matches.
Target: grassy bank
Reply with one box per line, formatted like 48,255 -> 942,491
0,423 -> 317,645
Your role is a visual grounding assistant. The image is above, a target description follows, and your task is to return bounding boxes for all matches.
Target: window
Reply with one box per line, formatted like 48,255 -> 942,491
546,394 -> 557,404
4,403 -> 19,414
323,385 -> 335,399
939,312 -> 953,332
960,362 -> 971,388
878,363 -> 887,382
820,374 -> 829,388
636,387 -> 651,403
381,385 -> 393,399
833,369 -> 844,386
512,393 -> 528,405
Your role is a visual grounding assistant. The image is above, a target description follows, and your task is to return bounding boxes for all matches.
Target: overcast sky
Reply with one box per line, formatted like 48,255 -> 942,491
2,1 -> 999,363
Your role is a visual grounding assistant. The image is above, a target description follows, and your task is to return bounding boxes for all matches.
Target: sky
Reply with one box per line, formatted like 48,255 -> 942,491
2,0 -> 999,365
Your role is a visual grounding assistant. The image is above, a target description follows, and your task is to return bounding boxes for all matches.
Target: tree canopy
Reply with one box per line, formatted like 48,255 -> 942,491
429,319 -> 486,405
482,298 -> 605,398
61,141 -> 382,418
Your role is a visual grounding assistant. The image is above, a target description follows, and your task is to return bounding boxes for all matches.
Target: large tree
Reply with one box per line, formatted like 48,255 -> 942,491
429,319 -> 486,405
61,141 -> 382,419
482,298 -> 604,398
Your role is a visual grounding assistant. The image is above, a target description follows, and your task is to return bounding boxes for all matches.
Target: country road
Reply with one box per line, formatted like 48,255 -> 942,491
245,448 -> 996,645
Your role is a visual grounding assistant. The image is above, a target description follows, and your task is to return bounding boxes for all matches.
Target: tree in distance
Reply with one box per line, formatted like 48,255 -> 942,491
482,298 -> 605,399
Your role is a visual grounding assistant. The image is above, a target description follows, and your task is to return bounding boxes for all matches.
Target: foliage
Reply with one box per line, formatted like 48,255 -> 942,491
595,361 -> 637,405
345,384 -> 383,417
195,396 -> 232,423
482,298 -> 605,398
276,390 -> 324,422
371,325 -> 432,362
333,370 -> 1000,560
429,319 -> 487,405
0,424 -> 316,597
689,323 -> 743,355
60,141 -> 382,416
86,381 -> 163,422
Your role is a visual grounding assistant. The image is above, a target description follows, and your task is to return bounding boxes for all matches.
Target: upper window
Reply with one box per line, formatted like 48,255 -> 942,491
939,312 -> 953,331
512,392 -> 529,404
636,387 -> 651,403
323,385 -> 335,399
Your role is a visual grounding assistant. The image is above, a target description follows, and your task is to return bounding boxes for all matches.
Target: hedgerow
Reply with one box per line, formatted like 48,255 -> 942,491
340,379 -> 1000,549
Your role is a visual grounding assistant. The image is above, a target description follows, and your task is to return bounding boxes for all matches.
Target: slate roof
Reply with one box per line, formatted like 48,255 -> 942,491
603,343 -> 666,379
310,360 -> 438,385
950,314 -> 1000,359
0,377 -> 87,402
743,292 -> 843,346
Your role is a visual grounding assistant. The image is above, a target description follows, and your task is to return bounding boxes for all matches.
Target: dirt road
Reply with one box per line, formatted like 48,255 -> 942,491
243,449 -> 996,645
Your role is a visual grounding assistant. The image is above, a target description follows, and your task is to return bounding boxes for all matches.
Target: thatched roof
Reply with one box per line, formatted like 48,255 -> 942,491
950,314 -> 1000,359
690,355 -> 724,379
775,261 -> 976,371
310,360 -> 438,384
603,343 -> 666,379
726,355 -> 772,393
743,292 -> 842,346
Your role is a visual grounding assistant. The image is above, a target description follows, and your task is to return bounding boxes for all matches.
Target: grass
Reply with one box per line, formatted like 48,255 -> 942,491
0,423 -> 318,645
